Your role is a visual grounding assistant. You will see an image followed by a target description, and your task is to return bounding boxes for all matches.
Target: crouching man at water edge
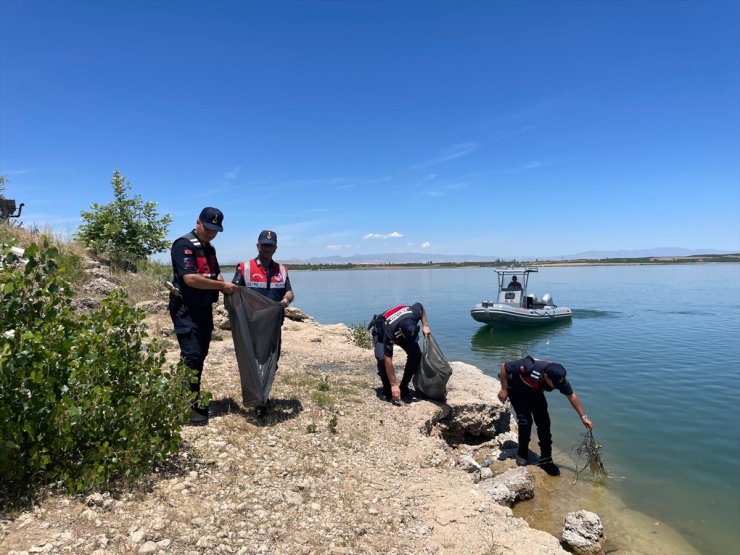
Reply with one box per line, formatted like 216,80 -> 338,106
498,355 -> 593,476
370,303 -> 431,403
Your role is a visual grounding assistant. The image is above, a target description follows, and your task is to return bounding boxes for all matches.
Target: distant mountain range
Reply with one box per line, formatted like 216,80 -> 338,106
556,247 -> 737,260
283,247 -> 738,265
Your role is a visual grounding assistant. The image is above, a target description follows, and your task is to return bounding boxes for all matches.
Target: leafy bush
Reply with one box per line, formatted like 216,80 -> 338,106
348,322 -> 373,350
76,171 -> 172,270
0,241 -> 192,492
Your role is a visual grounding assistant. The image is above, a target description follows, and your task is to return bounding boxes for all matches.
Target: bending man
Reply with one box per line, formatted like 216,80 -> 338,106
498,356 -> 593,476
371,303 -> 431,403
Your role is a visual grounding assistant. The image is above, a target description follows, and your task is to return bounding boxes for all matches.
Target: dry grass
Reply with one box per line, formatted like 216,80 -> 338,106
0,222 -> 90,284
119,263 -> 170,305
1,221 -> 171,304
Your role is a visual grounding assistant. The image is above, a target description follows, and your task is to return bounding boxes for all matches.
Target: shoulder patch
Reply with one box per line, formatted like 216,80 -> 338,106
184,248 -> 193,255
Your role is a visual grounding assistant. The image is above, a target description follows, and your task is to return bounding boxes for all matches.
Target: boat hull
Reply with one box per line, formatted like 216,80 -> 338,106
470,303 -> 573,327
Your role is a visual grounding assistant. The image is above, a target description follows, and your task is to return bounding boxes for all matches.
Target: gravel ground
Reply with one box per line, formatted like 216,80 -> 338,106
1,303 -> 568,555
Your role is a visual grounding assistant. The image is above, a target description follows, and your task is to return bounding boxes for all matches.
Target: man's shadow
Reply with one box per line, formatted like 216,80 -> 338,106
210,397 -> 303,427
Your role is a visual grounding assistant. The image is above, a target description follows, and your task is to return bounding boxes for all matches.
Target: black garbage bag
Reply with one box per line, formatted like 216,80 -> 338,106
413,334 -> 453,401
224,287 -> 284,407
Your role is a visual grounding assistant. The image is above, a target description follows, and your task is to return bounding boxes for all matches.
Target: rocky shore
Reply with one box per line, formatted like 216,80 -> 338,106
2,291 -> 617,555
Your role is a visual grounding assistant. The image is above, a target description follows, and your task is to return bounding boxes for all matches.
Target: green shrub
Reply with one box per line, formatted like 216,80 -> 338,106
348,322 -> 373,350
76,171 -> 172,270
312,392 -> 331,407
0,241 -> 192,492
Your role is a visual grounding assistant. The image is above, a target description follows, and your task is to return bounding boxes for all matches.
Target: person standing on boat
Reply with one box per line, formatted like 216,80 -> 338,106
498,355 -> 593,476
369,303 -> 431,403
507,275 -> 523,290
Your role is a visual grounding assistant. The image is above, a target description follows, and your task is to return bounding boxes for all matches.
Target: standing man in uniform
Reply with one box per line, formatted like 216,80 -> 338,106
170,207 -> 237,426
231,230 -> 293,416
370,303 -> 431,403
498,355 -> 593,476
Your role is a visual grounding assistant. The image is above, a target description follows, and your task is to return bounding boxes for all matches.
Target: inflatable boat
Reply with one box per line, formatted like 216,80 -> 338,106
470,267 -> 572,327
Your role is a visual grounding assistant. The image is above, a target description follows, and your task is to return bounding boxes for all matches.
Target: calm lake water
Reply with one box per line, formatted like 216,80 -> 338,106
234,264 -> 740,554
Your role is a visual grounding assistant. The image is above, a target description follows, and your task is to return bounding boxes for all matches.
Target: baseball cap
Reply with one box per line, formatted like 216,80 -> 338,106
520,355 -> 536,372
544,363 -> 567,382
543,362 -> 573,394
399,319 -> 419,340
258,230 -> 278,245
199,207 -> 224,232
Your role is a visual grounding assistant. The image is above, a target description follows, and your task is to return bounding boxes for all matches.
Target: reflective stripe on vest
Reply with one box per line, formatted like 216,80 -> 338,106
181,232 -> 217,280
383,305 -> 412,325
520,360 -> 551,389
244,259 -> 287,289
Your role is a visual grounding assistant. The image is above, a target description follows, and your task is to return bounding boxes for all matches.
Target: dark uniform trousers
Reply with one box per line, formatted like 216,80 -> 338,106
171,304 -> 214,397
373,335 -> 422,397
508,384 -> 553,459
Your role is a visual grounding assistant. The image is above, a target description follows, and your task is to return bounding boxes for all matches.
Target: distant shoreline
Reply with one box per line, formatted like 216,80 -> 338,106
221,254 -> 740,273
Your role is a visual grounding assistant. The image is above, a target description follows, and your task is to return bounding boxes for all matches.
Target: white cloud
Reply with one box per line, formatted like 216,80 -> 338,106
496,160 -> 552,175
363,231 -> 404,240
422,181 -> 468,198
409,142 -> 479,170
224,166 -> 241,181
421,242 -> 431,249
325,244 -> 352,251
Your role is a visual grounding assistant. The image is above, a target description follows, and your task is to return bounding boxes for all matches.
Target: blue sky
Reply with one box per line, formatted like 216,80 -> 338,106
1,0 -> 738,262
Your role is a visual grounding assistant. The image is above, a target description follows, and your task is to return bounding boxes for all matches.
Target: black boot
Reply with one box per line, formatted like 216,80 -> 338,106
399,386 -> 413,403
189,404 -> 209,426
377,365 -> 392,402
399,371 -> 414,403
537,456 -> 560,476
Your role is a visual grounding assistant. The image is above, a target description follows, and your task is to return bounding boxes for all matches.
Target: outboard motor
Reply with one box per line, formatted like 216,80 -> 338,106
542,293 -> 553,306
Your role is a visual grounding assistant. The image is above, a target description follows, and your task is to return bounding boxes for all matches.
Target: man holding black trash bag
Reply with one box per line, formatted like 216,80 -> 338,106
498,356 -> 593,476
369,303 -> 430,403
231,229 -> 293,418
169,207 -> 237,426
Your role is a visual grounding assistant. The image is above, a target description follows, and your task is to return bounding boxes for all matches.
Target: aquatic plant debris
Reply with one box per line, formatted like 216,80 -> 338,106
572,429 -> 608,481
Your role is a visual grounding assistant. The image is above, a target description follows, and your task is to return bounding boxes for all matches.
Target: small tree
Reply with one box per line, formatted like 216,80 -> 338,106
0,175 -> 6,200
76,171 -> 172,270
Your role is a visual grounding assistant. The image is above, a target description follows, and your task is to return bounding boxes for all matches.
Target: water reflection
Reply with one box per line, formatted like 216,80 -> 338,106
470,320 -> 573,363
571,308 -> 621,319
